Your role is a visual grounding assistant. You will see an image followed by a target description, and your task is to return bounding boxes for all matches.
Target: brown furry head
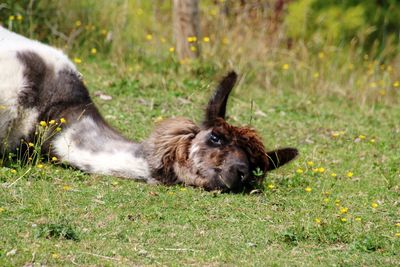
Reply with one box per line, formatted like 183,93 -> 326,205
144,71 -> 298,192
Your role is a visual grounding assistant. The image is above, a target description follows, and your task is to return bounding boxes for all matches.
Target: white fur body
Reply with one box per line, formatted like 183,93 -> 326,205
0,27 -> 152,182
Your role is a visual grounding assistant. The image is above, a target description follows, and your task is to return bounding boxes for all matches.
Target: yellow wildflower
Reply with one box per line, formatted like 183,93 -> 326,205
341,218 -> 347,223
154,116 -> 163,123
395,223 -> 400,227
73,58 -> 82,64
187,36 -> 197,42
49,120 -> 56,125
282,64 -> 289,70
0,207 -> 5,213
169,47 -> 175,53
393,81 -> 399,87
307,161 -> 314,166
346,171 -> 353,178
331,173 -> 337,177
339,207 -> 348,214
28,142 -> 34,147
222,37 -> 229,45
37,164 -> 44,169
318,167 -> 325,173
16,15 -> 23,21
315,218 -> 321,224
358,135 -> 366,140
60,118 -> 67,124
395,233 -> 400,237
56,127 -> 62,132
323,198 -> 330,203
268,184 -> 275,190
51,156 -> 58,161
90,48 -> 97,55
305,187 -> 312,192
355,217 -> 362,222
371,202 -> 378,209
63,185 -> 72,191
313,72 -> 319,78
9,15 -> 15,21
75,20 -> 81,27
370,139 -> 376,143
39,121 -> 47,127
296,168 -> 304,174
318,52 -> 325,59
203,36 -> 210,43
146,34 -> 153,41
190,46 -> 197,52
52,253 -> 60,259
10,169 -> 17,174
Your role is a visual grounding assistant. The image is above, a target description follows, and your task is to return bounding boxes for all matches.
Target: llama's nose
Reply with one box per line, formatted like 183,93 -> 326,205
235,163 -> 249,182
225,163 -> 249,190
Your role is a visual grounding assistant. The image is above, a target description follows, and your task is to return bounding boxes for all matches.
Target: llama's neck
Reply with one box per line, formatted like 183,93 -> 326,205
52,115 -> 153,181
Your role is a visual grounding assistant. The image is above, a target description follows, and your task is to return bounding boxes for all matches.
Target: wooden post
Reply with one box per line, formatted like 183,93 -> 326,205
173,0 -> 200,60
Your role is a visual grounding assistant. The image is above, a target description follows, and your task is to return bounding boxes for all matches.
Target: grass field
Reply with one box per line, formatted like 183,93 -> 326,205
1,2 -> 400,266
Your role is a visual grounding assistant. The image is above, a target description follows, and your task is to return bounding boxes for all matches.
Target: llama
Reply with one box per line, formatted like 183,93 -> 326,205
0,27 -> 298,192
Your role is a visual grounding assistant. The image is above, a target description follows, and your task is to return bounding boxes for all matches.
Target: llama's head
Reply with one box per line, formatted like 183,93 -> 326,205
187,71 -> 298,192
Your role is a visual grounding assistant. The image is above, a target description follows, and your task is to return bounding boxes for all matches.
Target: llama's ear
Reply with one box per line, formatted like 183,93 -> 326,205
266,148 -> 298,171
205,71 -> 238,123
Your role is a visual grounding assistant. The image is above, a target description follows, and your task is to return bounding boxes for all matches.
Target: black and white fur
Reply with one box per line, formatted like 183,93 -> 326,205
0,27 -> 152,181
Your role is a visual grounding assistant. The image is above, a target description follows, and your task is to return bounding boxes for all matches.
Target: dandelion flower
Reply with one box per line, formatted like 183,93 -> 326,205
395,233 -> 400,237
341,218 -> 347,223
91,48 -> 97,55
371,202 -> 378,209
339,207 -> 348,214
203,36 -> 210,43
60,118 -> 67,124
73,58 -> 82,64
305,187 -> 312,192
307,161 -> 314,166
268,184 -> 275,190
282,64 -> 289,70
318,167 -> 325,173
346,171 -> 353,178
39,121 -> 47,127
296,168 -> 304,174
331,173 -> 337,177
63,185 -> 72,191
169,47 -> 175,53
187,36 -> 197,42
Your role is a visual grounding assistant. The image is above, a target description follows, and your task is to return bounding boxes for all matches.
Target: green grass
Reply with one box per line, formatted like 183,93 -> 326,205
1,57 -> 399,266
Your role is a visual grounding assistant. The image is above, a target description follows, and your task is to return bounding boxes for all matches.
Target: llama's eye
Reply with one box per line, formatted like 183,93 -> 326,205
209,133 -> 222,145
